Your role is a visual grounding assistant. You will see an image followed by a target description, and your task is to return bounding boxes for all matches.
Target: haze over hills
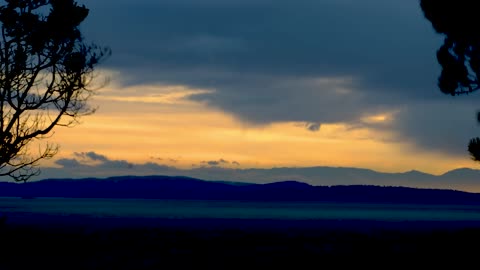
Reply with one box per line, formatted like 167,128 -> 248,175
2,175 -> 480,205
29,165 -> 480,192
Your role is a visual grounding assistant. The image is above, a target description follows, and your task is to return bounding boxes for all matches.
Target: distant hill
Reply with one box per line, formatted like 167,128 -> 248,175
33,165 -> 480,192
1,175 -> 480,205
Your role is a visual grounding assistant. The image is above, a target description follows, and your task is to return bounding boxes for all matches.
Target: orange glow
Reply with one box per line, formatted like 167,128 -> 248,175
41,81 -> 479,175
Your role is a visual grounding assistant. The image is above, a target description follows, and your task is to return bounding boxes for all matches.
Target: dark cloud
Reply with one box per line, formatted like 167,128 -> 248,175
389,98 -> 480,157
304,122 -> 321,132
55,158 -> 82,168
56,153 -> 134,170
45,152 -> 176,179
149,156 -> 179,163
78,0 -> 478,156
200,159 -> 233,166
141,162 -> 175,171
82,0 -> 437,88
201,160 -> 221,166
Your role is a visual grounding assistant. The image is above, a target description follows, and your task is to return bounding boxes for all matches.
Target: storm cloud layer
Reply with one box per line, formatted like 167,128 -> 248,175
79,0 -> 480,157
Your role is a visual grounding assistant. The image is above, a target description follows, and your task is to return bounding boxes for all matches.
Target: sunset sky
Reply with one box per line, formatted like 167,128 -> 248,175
38,0 -> 480,178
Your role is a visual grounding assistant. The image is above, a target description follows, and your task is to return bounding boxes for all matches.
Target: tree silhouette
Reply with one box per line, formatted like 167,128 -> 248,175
420,0 -> 480,161
0,0 -> 109,181
421,0 -> 480,95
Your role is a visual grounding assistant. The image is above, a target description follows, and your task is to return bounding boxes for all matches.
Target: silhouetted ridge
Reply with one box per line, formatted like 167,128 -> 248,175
1,176 -> 480,205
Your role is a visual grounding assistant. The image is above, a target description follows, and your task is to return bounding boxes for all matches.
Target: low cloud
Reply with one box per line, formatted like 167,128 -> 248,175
206,161 -> 220,166
44,152 -> 177,179
45,153 -> 242,180
55,155 -> 134,170
200,158 -> 237,167
149,156 -> 180,163
54,158 -> 82,168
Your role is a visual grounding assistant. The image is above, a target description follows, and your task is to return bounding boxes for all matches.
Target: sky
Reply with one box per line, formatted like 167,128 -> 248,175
31,0 -> 480,180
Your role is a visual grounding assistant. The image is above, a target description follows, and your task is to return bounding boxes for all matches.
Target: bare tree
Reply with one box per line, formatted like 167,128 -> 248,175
0,0 -> 109,181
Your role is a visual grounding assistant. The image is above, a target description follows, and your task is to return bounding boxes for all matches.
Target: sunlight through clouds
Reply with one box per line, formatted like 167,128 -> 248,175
97,84 -> 214,105
42,78 -> 479,176
47,0 -> 480,179
361,111 -> 398,125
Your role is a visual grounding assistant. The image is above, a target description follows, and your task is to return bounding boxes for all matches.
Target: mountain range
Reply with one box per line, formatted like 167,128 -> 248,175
36,165 -> 480,192
2,175 -> 480,205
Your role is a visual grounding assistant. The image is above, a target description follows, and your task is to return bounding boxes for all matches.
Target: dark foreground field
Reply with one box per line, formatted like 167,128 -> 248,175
1,216 -> 480,269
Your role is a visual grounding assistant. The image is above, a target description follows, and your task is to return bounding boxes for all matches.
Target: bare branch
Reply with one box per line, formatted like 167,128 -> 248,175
0,0 -> 110,181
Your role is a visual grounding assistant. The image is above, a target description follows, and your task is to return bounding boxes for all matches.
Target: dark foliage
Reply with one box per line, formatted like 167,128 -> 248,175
421,0 -> 480,161
468,137 -> 480,161
421,0 -> 480,96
